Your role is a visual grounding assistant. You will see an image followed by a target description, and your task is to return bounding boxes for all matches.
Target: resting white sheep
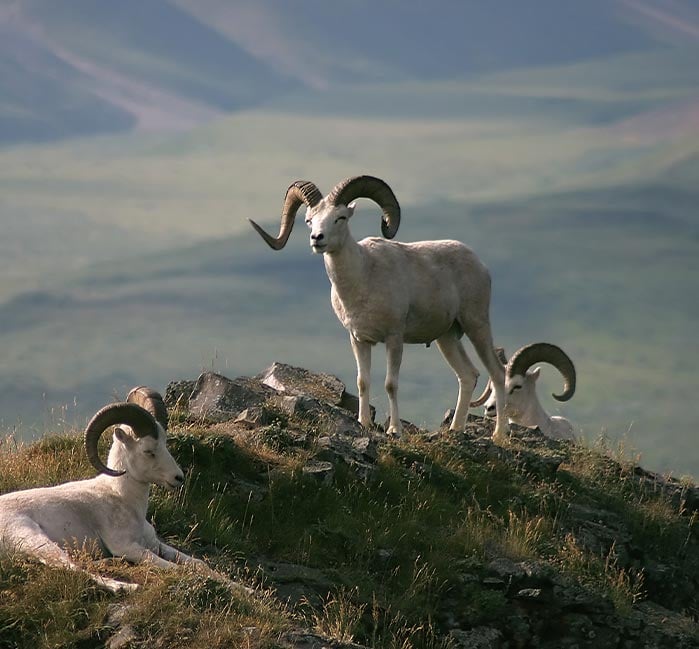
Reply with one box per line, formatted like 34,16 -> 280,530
0,387 -> 216,592
478,343 -> 577,440
250,175 -> 509,441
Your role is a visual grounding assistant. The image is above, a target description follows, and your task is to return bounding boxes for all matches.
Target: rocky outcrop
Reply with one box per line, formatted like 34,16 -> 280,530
166,365 -> 381,480
157,363 -> 698,649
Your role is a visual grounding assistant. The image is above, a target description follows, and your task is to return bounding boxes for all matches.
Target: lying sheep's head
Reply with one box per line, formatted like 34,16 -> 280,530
84,387 -> 184,489
484,366 -> 541,421
483,343 -> 576,421
250,176 -> 401,254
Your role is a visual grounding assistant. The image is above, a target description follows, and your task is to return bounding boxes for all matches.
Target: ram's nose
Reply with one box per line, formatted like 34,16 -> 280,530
310,232 -> 327,252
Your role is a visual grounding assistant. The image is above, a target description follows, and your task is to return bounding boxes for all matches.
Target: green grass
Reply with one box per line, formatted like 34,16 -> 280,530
1,416 -> 696,647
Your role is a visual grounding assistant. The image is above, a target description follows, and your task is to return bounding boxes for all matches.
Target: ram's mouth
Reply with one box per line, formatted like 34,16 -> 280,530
312,243 -> 327,253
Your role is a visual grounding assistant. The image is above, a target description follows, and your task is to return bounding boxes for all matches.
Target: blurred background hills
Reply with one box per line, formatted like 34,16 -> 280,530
0,0 -> 697,476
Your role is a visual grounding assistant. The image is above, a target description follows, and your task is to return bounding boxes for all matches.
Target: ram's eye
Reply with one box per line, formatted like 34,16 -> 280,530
144,450 -> 156,458
305,219 -> 312,226
509,385 -> 522,393
335,216 -> 347,223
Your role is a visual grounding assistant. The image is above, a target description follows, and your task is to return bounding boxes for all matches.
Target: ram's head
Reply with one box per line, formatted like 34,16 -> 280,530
250,175 -> 401,254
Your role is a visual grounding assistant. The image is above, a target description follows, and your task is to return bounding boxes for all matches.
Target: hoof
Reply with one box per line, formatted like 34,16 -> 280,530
386,425 -> 403,438
492,431 -> 510,446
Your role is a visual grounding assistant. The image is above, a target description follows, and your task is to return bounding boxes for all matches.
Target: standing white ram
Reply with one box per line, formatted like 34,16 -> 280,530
0,387 -> 219,592
250,175 -> 509,442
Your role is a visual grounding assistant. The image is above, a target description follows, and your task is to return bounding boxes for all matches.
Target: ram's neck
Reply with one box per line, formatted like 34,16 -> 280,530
514,399 -> 552,434
323,237 -> 367,298
95,443 -> 151,518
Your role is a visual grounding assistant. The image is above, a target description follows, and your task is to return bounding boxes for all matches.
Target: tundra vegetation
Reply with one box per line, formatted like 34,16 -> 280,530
0,366 -> 697,649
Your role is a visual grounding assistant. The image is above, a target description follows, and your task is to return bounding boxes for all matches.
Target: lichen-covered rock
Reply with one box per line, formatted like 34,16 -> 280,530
313,434 -> 378,481
187,371 -> 276,422
253,559 -> 335,608
448,626 -> 503,648
257,361 -> 375,421
164,379 -> 197,410
256,362 -> 345,404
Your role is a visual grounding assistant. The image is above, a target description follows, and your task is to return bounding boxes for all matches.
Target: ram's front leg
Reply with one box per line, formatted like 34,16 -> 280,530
350,333 -> 373,428
156,540 -> 253,593
384,334 -> 404,437
156,541 -> 209,571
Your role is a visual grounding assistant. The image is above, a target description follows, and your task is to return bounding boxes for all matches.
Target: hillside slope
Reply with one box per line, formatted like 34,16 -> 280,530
1,0 -> 684,145
0,364 -> 697,648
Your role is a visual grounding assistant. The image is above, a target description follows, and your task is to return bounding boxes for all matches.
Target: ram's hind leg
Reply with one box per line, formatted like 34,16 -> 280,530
6,519 -> 136,593
435,330 -> 479,431
466,323 -> 509,445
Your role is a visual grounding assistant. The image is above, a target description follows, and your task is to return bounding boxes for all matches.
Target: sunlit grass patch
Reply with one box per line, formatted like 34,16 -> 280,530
121,571 -> 289,649
0,432 -> 92,494
0,555 -> 111,649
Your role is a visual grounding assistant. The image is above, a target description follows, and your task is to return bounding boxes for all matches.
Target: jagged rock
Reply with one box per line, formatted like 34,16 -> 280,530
187,371 -> 276,422
441,408 -> 455,428
553,583 -> 612,614
566,503 -> 633,564
303,460 -> 335,484
104,603 -> 138,649
488,557 -> 526,581
448,626 -> 503,648
279,393 -> 371,439
452,425 -> 565,478
164,379 -> 197,410
257,361 -> 375,421
232,478 -> 267,503
273,394 -> 320,417
235,406 -> 272,429
106,625 -> 138,649
254,559 -> 335,608
256,362 -> 346,404
516,587 -> 545,601
314,434 -> 378,480
632,466 -> 699,514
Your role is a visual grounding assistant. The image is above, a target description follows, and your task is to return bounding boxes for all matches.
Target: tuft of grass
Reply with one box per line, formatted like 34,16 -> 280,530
0,433 -> 92,495
556,534 -> 646,614
305,587 -> 366,644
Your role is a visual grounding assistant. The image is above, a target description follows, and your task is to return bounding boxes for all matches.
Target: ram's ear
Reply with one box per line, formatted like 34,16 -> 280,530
346,201 -> 357,218
527,367 -> 542,382
114,427 -> 134,446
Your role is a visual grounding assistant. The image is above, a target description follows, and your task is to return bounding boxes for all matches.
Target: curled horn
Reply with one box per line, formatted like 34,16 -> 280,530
506,343 -> 576,402
327,175 -> 401,238
84,403 -> 160,477
127,386 -> 168,432
470,347 -> 507,407
249,180 -> 323,250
